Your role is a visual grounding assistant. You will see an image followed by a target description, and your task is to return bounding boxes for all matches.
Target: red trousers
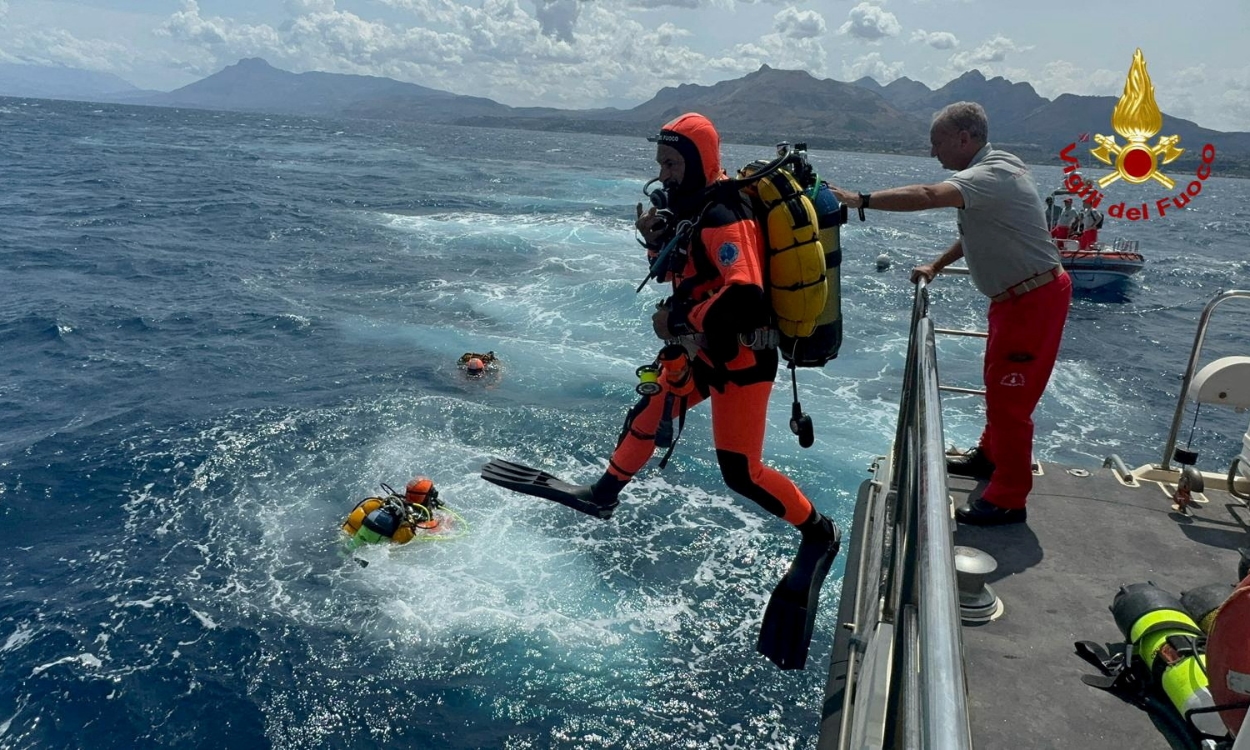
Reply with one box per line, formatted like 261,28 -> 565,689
605,366 -> 815,525
1050,226 -> 1070,240
1077,229 -> 1097,249
978,273 -> 1072,509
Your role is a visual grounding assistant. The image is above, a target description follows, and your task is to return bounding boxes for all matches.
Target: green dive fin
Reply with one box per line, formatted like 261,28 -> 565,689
480,459 -> 619,519
757,514 -> 842,670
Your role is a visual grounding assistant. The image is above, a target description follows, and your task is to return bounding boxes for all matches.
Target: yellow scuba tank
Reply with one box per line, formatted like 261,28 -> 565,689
752,168 -> 827,339
734,146 -> 844,450
342,497 -> 386,536
738,148 -> 845,365
785,181 -> 845,366
343,497 -> 418,545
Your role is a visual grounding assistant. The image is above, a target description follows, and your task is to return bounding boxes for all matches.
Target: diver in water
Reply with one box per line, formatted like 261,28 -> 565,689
480,113 -> 841,671
342,477 -> 444,548
458,351 -> 498,379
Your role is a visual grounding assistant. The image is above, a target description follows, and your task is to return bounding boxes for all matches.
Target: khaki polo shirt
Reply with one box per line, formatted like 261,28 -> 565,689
945,144 -> 1061,298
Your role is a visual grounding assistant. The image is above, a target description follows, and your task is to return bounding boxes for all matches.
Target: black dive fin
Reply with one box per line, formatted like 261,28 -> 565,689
480,459 -> 618,520
757,520 -> 842,670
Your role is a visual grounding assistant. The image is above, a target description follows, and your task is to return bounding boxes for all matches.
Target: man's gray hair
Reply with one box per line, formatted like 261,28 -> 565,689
932,102 -> 988,142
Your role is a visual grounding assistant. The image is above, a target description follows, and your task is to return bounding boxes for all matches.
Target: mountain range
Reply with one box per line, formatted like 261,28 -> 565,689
3,58 -> 1247,176
0,63 -> 149,101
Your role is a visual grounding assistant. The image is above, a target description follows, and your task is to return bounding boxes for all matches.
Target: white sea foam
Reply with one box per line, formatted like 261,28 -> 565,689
30,653 -> 102,676
1,624 -> 36,653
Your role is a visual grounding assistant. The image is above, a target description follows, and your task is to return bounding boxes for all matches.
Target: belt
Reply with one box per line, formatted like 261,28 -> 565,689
990,266 -> 1065,303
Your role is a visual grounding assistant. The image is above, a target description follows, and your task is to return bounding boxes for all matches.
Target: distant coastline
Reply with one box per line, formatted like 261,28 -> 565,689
4,57 -> 1248,179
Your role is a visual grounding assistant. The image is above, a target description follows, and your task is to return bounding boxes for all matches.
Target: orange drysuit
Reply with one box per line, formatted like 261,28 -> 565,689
604,113 -> 816,526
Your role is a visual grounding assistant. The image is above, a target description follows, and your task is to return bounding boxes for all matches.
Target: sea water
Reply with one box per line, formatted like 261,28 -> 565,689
2,97 -> 1248,749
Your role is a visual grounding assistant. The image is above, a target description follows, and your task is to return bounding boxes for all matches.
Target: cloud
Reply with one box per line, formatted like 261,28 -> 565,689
652,22 -> 691,47
1212,66 -> 1250,131
712,6 -> 830,74
842,52 -> 903,83
948,34 -> 1023,68
0,1 -> 8,18
910,29 -> 958,50
625,0 -> 703,7
1149,63 -> 1250,132
533,0 -> 579,43
622,0 -> 814,7
1031,60 -> 1123,99
161,1 -> 282,61
0,27 -> 135,71
837,3 -> 900,41
159,0 -> 802,110
285,0 -> 335,14
774,7 -> 825,40
731,36 -> 827,74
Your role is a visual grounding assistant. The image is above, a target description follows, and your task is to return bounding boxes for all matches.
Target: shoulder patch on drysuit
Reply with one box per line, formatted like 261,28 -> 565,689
717,242 -> 740,268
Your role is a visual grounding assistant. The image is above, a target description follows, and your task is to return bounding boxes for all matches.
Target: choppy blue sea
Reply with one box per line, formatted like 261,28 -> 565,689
2,97 -> 1249,750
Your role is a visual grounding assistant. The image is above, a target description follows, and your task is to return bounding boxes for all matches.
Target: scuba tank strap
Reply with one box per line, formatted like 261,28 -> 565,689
1074,618 -> 1206,693
1150,632 -> 1207,686
1075,640 -> 1140,692
1073,637 -> 1194,741
654,342 -> 695,469
657,394 -> 689,470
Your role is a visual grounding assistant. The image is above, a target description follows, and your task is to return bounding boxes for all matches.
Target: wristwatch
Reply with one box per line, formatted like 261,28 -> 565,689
856,192 -> 871,222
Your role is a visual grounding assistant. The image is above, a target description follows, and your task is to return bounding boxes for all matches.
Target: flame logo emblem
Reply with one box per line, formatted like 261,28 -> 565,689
1091,49 -> 1184,189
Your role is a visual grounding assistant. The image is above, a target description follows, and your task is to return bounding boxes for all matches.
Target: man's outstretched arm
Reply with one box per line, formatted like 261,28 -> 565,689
831,182 -> 964,212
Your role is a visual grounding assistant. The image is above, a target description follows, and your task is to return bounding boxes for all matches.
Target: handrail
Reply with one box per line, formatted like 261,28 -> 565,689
915,317 -> 973,748
938,385 -> 987,396
851,274 -> 973,749
1159,290 -> 1250,470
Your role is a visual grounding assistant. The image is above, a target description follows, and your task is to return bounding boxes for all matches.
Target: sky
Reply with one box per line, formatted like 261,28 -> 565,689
1,0 -> 1248,132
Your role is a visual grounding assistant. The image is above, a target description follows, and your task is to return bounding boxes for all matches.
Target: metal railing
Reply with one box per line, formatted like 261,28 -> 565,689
1055,237 -> 1139,255
1159,290 -> 1250,471
1111,238 -> 1140,255
839,275 -> 973,749
834,284 -> 1247,747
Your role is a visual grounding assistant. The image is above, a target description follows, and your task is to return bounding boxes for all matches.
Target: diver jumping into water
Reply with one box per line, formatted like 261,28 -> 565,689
480,113 -> 841,670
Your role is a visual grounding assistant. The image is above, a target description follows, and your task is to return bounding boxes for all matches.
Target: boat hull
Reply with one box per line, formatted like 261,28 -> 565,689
1062,264 -> 1142,290
1059,249 -> 1144,290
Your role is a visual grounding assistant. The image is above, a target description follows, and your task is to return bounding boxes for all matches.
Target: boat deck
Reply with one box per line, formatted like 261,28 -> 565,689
821,461 -> 1249,749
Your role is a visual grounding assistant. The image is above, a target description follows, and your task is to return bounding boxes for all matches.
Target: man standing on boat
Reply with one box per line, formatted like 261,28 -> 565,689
1076,198 -> 1102,249
1053,197 -> 1077,241
831,101 -> 1072,525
